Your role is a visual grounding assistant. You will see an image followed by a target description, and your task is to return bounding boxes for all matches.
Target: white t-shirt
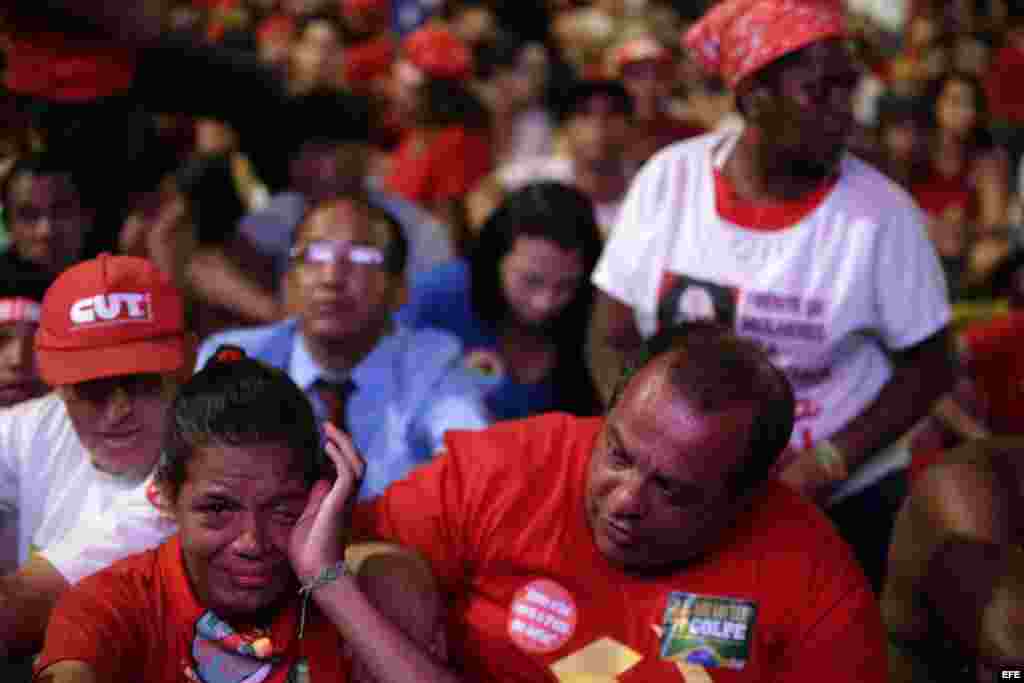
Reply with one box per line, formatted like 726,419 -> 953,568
593,131 -> 951,500
0,394 -> 173,582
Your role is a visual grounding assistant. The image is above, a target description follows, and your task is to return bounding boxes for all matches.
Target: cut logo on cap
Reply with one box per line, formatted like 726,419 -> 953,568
69,292 -> 153,328
508,578 -> 577,654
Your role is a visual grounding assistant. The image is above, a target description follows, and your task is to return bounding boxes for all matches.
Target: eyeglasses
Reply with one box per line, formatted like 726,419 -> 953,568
289,240 -> 386,269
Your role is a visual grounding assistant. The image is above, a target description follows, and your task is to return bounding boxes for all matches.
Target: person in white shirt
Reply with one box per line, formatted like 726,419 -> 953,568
588,0 -> 955,592
0,253 -> 187,657
0,297 -> 46,410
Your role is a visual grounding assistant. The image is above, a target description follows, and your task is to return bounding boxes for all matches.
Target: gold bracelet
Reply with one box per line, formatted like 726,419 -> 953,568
813,440 -> 848,479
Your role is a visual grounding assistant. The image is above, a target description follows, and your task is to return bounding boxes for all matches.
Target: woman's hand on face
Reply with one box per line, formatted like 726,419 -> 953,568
288,422 -> 366,583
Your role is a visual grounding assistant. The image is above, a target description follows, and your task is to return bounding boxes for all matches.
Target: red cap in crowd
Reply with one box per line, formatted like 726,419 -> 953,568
345,36 -> 396,84
609,36 -> 673,76
256,13 -> 296,45
341,0 -> 390,19
35,254 -> 186,386
683,0 -> 846,89
402,24 -> 473,81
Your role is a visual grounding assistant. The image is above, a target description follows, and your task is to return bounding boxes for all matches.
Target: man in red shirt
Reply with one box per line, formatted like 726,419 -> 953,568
908,256 -> 1024,484
340,322 -> 887,682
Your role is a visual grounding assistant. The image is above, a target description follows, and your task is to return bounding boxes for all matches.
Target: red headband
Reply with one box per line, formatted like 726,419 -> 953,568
684,0 -> 846,88
403,24 -> 473,81
0,298 -> 41,324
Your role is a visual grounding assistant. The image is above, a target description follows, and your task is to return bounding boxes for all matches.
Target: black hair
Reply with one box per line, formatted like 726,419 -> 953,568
474,32 -> 530,80
875,92 -> 927,130
415,77 -> 492,131
281,90 -> 373,152
922,70 -> 994,151
550,79 -> 635,126
610,321 -> 796,497
469,181 -> 604,415
156,346 -> 324,502
175,152 -> 247,246
986,248 -> 1024,303
294,194 -> 408,275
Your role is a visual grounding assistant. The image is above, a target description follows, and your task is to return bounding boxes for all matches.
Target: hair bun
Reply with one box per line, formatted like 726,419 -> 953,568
210,345 -> 247,366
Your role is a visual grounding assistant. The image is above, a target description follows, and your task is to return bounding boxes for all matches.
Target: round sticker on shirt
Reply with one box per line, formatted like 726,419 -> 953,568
507,579 -> 577,654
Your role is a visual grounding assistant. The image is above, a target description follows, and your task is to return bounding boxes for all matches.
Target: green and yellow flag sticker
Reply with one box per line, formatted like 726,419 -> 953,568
659,593 -> 757,671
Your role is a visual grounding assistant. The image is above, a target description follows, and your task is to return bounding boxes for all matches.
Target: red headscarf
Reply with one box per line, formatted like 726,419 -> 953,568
344,35 -> 396,84
683,0 -> 846,89
402,24 -> 473,81
341,0 -> 390,19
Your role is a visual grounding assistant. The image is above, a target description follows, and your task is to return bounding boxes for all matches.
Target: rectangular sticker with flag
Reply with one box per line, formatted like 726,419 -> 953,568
659,592 -> 757,670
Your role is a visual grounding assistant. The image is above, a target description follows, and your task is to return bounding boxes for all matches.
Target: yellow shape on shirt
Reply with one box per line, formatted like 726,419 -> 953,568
551,637 -> 642,681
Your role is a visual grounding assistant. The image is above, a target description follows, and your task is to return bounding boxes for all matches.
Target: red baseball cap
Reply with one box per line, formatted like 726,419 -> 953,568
403,24 -> 473,81
341,0 -> 390,19
609,36 -> 673,76
35,253 -> 186,386
344,36 -> 396,84
256,13 -> 295,45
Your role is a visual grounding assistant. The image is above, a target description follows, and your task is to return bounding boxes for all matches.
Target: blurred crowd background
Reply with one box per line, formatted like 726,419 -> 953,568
3,0 -> 1024,337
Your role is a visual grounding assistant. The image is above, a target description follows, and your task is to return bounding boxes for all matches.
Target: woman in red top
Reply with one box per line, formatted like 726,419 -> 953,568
383,24 -> 493,254
34,348 -> 451,683
912,71 -> 1011,297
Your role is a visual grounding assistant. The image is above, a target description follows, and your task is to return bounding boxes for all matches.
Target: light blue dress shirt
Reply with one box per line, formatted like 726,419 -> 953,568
195,320 -> 491,498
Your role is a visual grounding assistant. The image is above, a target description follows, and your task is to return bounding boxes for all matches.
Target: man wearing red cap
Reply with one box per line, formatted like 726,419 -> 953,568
384,22 -> 492,252
0,254 -> 187,658
0,298 -> 47,410
590,0 -> 954,593
607,34 -> 706,168
0,295 -> 48,579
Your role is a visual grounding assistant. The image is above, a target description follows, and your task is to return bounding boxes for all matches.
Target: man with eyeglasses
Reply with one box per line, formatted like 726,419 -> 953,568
196,193 -> 492,499
0,253 -> 188,660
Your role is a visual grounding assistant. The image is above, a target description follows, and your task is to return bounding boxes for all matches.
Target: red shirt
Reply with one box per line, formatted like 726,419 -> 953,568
384,125 -> 492,206
353,413 -> 887,683
3,33 -> 136,102
962,311 -> 1024,434
912,170 -> 974,222
908,312 -> 1024,483
986,43 -> 1024,124
714,169 -> 838,230
36,536 -> 351,683
631,113 -> 705,167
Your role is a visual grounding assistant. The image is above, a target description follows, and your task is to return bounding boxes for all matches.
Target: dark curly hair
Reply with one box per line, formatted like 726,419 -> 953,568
156,346 -> 324,502
469,181 -> 604,415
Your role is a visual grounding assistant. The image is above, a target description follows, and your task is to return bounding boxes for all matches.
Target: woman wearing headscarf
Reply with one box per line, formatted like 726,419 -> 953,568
589,0 -> 954,594
383,23 -> 493,255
